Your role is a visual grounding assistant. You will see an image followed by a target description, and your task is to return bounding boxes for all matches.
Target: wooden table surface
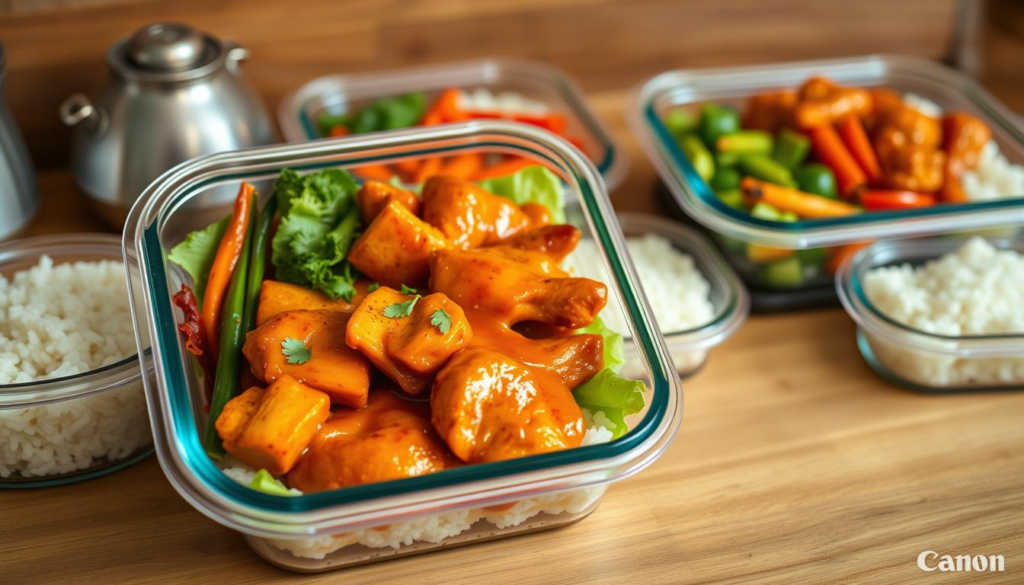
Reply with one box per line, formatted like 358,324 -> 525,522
4,84 -> 1023,584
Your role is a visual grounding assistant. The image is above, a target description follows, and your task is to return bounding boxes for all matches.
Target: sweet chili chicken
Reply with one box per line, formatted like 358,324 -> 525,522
169,164 -> 632,495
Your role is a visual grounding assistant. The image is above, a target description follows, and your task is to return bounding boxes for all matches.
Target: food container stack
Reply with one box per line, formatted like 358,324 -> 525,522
124,121 -> 681,571
631,55 -> 1024,311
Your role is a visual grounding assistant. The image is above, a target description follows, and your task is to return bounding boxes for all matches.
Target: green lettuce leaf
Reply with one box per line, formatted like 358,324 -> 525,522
271,169 -> 362,300
166,215 -> 230,301
478,165 -> 566,224
577,316 -> 624,374
249,469 -> 297,497
574,369 -> 646,440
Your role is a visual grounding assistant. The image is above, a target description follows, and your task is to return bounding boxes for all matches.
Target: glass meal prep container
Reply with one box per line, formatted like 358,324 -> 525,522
278,58 -> 628,190
837,235 -> 1024,393
629,55 -> 1024,311
123,120 -> 681,572
0,234 -> 152,488
572,213 -> 748,376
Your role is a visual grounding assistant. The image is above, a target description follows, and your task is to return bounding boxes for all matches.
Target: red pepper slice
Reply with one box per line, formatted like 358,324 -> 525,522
859,189 -> 936,210
172,284 -> 215,392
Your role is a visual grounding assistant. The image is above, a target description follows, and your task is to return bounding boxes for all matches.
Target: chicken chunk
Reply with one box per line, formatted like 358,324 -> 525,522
421,175 -> 533,249
356,180 -> 421,224
243,309 -> 371,408
496,225 -> 581,262
431,348 -> 585,464
287,388 -> 458,493
215,376 -> 330,475
430,248 -> 606,329
347,200 -> 450,289
346,287 -> 472,395
470,316 -> 603,389
256,280 -> 370,326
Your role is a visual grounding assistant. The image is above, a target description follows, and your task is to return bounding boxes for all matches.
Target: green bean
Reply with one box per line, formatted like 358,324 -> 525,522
716,131 -> 774,156
241,195 -> 278,339
773,128 -> 811,169
679,134 -> 715,182
204,191 -> 259,459
740,155 -> 796,188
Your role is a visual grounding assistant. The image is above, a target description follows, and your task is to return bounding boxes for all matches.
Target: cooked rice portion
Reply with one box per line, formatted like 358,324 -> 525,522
862,237 -> 1024,387
0,257 -> 149,478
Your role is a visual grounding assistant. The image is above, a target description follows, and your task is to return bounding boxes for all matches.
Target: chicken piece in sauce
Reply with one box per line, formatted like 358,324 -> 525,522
216,375 -> 330,475
288,388 -> 459,493
256,279 -> 370,326
421,175 -> 535,249
430,247 -> 607,330
793,76 -> 872,129
243,309 -> 371,408
346,287 -> 472,395
356,180 -> 421,224
431,348 -> 585,464
497,224 -> 582,262
469,315 -> 603,389
347,200 -> 450,289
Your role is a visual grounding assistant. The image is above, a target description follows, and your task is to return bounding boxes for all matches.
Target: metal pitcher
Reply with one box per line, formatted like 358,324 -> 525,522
60,23 -> 275,226
0,42 -> 39,241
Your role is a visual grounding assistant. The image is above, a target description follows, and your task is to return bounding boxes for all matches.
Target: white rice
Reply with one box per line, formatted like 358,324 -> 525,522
862,237 -> 1024,387
0,257 -> 149,478
456,88 -> 550,117
962,141 -> 1024,201
902,93 -> 943,118
227,423 -> 615,559
564,234 -> 716,372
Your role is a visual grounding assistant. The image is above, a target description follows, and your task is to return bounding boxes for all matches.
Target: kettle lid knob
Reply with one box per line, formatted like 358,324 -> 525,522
127,23 -> 206,71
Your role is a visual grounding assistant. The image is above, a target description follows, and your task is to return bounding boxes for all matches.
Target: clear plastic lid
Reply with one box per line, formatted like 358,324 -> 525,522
278,58 -> 628,190
122,121 -> 680,538
629,55 -> 1024,249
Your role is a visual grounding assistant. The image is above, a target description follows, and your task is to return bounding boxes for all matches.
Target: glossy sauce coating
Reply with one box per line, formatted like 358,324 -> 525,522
421,175 -> 534,249
347,200 -> 450,289
243,309 -> 371,408
288,388 -> 459,493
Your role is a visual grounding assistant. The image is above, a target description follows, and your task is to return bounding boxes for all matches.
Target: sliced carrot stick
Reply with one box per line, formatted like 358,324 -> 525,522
741,177 -> 859,219
808,125 -> 867,198
513,113 -> 568,135
328,125 -> 350,138
826,241 -> 872,274
470,156 -> 536,181
425,88 -> 466,123
395,158 -> 421,175
836,116 -> 882,184
438,153 -> 484,180
356,164 -> 397,181
202,183 -> 255,355
412,156 -> 443,183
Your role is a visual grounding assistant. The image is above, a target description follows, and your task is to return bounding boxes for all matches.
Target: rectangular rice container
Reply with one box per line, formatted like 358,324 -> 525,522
122,121 -> 681,571
629,55 -> 1024,311
837,236 -> 1024,393
278,58 -> 628,190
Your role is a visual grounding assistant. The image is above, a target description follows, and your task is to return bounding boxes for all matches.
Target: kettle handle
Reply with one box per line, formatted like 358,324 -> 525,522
224,41 -> 250,75
60,94 -> 107,136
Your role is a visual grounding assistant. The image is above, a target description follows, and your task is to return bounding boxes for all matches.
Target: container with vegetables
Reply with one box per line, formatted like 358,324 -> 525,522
280,58 -> 628,190
631,55 -> 1024,310
123,121 -> 679,572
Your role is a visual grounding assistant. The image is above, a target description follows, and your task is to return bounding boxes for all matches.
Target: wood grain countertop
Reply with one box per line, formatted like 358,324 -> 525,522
3,85 -> 1022,584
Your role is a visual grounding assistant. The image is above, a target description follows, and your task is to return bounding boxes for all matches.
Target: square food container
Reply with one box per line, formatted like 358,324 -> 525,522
837,236 -> 1024,393
0,234 -> 152,488
278,58 -> 628,190
123,120 -> 681,571
629,55 -> 1024,311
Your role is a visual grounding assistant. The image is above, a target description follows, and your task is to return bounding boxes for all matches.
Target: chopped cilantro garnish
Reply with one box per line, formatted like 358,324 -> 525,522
367,282 -> 381,293
400,284 -> 418,295
281,337 -> 312,364
430,309 -> 452,334
383,295 -> 421,318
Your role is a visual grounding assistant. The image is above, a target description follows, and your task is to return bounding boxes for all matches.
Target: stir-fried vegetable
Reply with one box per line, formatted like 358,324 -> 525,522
205,189 -> 259,458
202,184 -> 256,354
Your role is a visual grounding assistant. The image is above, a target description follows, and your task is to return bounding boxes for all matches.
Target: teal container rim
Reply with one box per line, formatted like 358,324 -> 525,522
277,57 -> 628,190
836,235 -> 1024,358
628,54 -> 1024,249
123,120 -> 681,538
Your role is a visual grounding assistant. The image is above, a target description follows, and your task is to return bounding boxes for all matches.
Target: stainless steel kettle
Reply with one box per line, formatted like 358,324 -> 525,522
0,41 -> 39,241
60,23 -> 275,226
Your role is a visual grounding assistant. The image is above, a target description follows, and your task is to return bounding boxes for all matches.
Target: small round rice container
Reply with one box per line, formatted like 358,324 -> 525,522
0,234 -> 152,488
